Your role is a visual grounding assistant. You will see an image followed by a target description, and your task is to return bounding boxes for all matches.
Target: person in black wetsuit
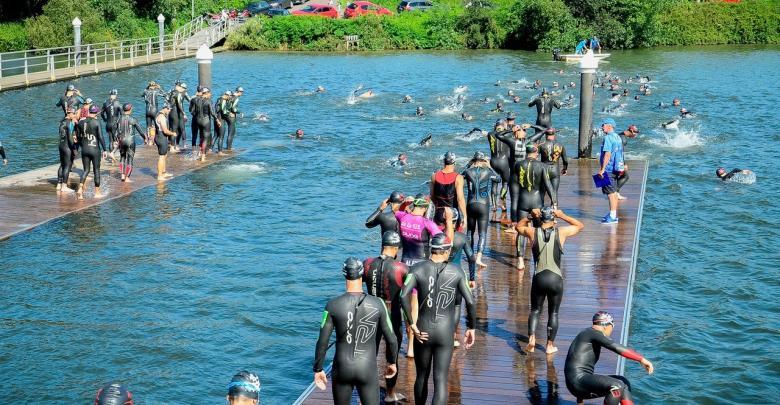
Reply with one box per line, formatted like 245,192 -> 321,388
487,120 -> 510,222
516,207 -> 583,354
226,370 -> 261,404
154,104 -> 176,181
716,167 -> 753,181
168,82 -> 189,151
0,139 -> 6,166
430,151 -> 467,230
513,145 -> 556,269
94,382 -> 133,405
495,124 -> 546,231
213,90 -> 232,153
528,88 -> 561,132
194,87 -> 219,161
189,86 -> 203,150
365,191 -> 404,238
114,103 -> 146,182
143,81 -> 164,144
448,228 -> 477,348
400,232 -> 477,405
56,84 -> 84,115
462,151 -> 500,267
565,311 -> 654,405
76,105 -> 107,199
313,257 -> 398,405
101,89 -> 123,157
362,231 -> 409,403
56,109 -> 78,192
615,125 -> 639,200
225,86 -> 244,151
537,127 -> 568,205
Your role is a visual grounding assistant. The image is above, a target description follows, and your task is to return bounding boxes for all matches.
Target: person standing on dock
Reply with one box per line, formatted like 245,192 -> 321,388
143,81 -> 164,145
225,86 -> 244,151
400,229 -> 477,405
189,86 -> 203,152
56,109 -> 77,192
462,151 -> 501,267
168,82 -> 189,151
313,257 -> 398,405
597,118 -> 625,224
154,104 -> 176,181
565,311 -> 654,405
365,191 -> 404,238
195,88 -> 219,162
101,89 -> 123,159
513,145 -> 556,269
487,120 -> 510,223
528,88 -> 561,132
516,207 -> 583,355
538,127 -> 568,205
115,103 -> 146,182
430,151 -> 467,230
56,84 -> 83,115
76,105 -> 107,199
362,231 -> 409,403
213,90 -> 233,153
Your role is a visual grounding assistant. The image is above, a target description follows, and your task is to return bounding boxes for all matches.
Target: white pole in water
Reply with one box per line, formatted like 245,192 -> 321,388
158,14 -> 165,55
72,17 -> 82,67
577,50 -> 599,158
196,44 -> 213,90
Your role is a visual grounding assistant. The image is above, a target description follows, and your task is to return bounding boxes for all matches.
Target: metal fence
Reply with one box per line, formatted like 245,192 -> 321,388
0,15 -> 246,87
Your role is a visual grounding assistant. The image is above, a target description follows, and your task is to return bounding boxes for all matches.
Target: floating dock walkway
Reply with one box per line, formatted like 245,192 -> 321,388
296,158 -> 648,404
0,146 -> 239,241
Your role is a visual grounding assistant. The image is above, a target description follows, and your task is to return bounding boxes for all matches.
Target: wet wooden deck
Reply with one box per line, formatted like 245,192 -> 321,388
0,144 -> 239,241
296,158 -> 648,404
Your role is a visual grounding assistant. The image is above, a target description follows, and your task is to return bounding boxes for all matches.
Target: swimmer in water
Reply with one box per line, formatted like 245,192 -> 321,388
569,82 -> 576,88
416,106 -> 425,117
226,371 -> 261,405
716,167 -> 753,182
516,207 -> 583,354
419,133 -> 432,147
673,98 -> 681,106
366,191 -> 404,237
480,97 -> 490,103
289,128 -> 304,140
94,382 -> 133,405
491,102 -> 504,113
313,258 -> 398,405
391,153 -> 408,167
565,311 -> 654,405
400,228 -> 476,405
661,119 -> 679,129
461,112 -> 474,121
315,85 -> 326,93
634,95 -> 640,101
680,108 -> 695,118
512,95 -> 521,103
76,105 -> 108,199
494,80 -> 501,86
358,89 -> 375,98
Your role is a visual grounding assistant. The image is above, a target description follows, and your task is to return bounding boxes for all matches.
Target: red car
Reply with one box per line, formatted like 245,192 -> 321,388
292,4 -> 339,18
344,1 -> 393,18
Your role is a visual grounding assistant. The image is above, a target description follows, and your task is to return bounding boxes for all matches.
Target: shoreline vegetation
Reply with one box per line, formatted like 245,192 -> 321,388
0,0 -> 777,53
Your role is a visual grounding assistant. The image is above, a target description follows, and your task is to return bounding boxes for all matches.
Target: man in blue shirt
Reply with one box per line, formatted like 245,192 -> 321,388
575,39 -> 588,55
597,118 -> 625,224
591,37 -> 601,54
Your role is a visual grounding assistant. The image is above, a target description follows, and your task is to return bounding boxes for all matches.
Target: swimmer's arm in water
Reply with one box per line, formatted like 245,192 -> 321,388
455,175 -> 468,229
313,303 -> 334,373
560,145 -> 569,174
379,301 -> 399,366
554,209 -> 583,246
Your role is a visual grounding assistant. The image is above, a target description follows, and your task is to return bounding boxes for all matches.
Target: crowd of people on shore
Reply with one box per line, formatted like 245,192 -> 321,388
52,81 -> 244,198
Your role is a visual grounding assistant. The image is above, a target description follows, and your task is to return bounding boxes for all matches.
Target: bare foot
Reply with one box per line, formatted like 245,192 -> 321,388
504,227 -> 517,234
385,392 -> 407,403
124,177 -> 133,183
94,192 -> 105,199
163,173 -> 173,179
617,193 -> 627,200
525,338 -> 536,353
546,344 -> 558,354
406,349 -> 414,358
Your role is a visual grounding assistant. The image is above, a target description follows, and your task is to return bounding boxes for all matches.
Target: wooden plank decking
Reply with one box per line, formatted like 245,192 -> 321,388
297,158 -> 648,404
0,144 -> 239,241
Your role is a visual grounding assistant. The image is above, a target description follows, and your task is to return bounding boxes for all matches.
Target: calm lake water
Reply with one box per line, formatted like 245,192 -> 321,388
1,46 -> 778,403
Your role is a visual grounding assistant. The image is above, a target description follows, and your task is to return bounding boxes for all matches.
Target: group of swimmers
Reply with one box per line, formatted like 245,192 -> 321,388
53,81 -> 244,197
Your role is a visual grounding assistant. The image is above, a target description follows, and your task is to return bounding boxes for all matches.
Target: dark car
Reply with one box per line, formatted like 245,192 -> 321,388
247,1 -> 272,15
268,0 -> 293,9
264,7 -> 291,16
397,0 -> 433,12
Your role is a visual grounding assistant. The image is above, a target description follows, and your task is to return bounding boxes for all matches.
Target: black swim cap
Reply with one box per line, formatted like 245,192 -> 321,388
525,144 -> 538,154
716,168 -> 726,177
443,151 -> 456,165
540,206 -> 555,223
342,257 -> 364,280
382,231 -> 402,248
67,84 -> 75,91
110,89 -> 118,96
592,311 -> 614,326
430,233 -> 452,251
388,191 -> 404,204
506,113 -> 515,120
227,370 -> 260,400
123,103 -> 132,111
196,85 -> 203,93
94,383 -> 133,405
545,127 -> 557,135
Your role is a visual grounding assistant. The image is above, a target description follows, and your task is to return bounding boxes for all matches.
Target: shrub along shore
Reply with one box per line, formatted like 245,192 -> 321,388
225,0 -> 780,52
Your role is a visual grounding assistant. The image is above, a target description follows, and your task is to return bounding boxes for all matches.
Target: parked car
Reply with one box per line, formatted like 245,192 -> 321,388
246,1 -> 272,16
268,0 -> 293,9
291,4 -> 339,18
344,1 -> 392,18
292,0 -> 306,5
397,0 -> 433,12
264,7 -> 291,17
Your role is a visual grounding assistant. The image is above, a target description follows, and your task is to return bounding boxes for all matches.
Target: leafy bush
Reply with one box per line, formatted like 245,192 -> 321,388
506,0 -> 580,51
0,23 -> 30,52
457,7 -> 504,49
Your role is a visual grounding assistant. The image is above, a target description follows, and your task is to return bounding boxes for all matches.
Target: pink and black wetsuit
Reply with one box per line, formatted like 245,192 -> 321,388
395,211 -> 442,266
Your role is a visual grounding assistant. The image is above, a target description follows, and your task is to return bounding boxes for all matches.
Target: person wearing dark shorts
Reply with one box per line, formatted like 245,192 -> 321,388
114,103 -> 146,182
516,207 -> 583,354
76,105 -> 107,199
597,118 -> 625,224
565,311 -> 654,405
313,258 -> 398,405
154,104 -> 176,181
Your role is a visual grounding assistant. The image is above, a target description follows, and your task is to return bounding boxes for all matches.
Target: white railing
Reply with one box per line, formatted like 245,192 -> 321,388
0,15 -> 247,87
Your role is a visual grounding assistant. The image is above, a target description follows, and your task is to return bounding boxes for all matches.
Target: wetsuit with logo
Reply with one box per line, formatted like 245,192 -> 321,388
57,117 -> 76,186
529,227 -> 564,342
76,117 -> 106,187
314,292 -> 398,405
226,94 -> 240,150
400,260 -> 476,405
114,114 -> 146,177
528,96 -> 561,131
395,211 -> 442,265
56,92 -> 83,115
462,166 -> 500,253
213,97 -> 231,151
362,255 -> 409,394
431,170 -> 460,227
189,94 -> 202,148
538,138 -> 568,204
365,207 -> 399,237
143,87 -> 164,134
101,98 -> 123,146
565,328 -> 644,404
487,130 -> 511,206
495,129 -> 545,221
168,90 -> 189,146
193,97 -> 217,152
514,157 -> 556,222
154,112 -> 171,156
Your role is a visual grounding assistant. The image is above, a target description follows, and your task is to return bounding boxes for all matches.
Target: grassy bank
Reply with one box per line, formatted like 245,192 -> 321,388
226,0 -> 780,52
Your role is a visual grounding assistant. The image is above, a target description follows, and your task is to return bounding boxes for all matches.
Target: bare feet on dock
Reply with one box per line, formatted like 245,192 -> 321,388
546,342 -> 558,354
124,177 -> 133,183
526,335 -> 536,353
475,252 -> 487,268
385,392 -> 406,403
617,193 -> 627,200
